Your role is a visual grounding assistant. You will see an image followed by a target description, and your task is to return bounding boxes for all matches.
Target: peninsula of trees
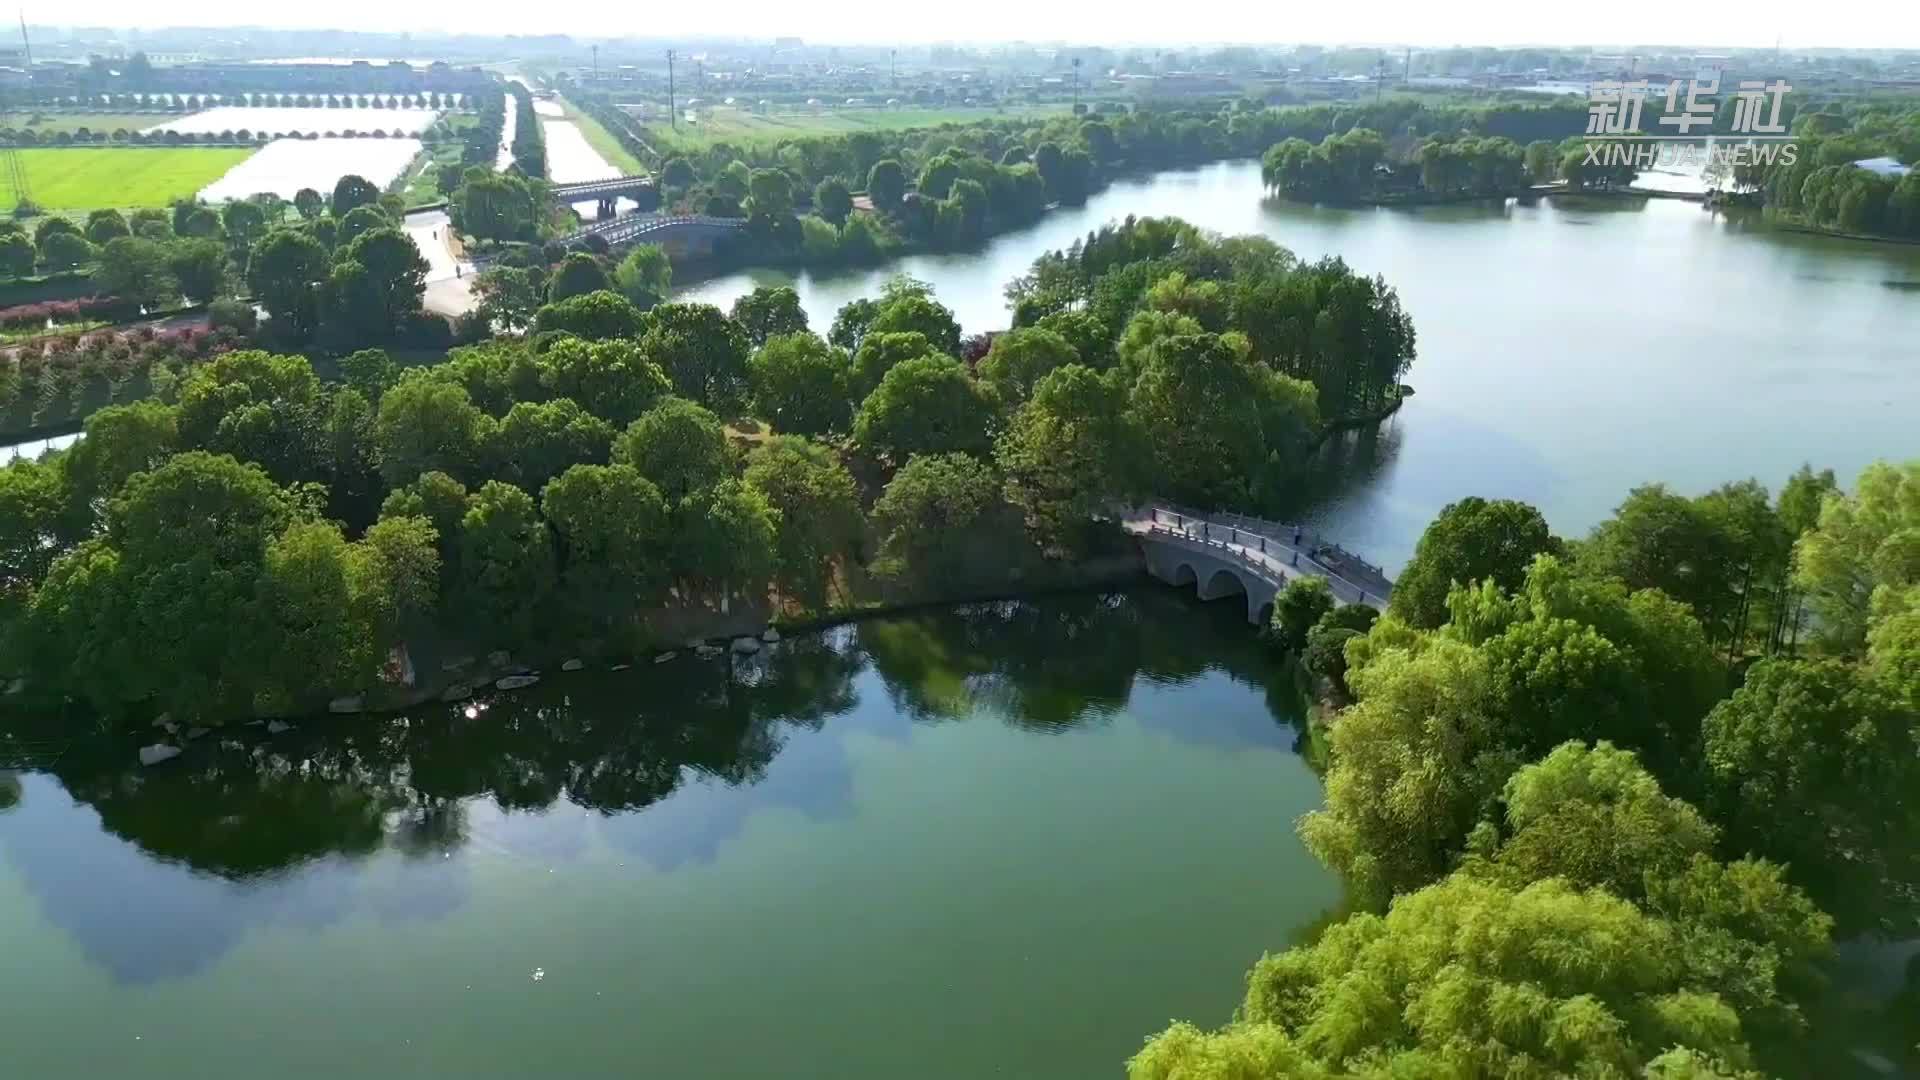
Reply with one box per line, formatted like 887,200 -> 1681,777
0,216 -> 1415,726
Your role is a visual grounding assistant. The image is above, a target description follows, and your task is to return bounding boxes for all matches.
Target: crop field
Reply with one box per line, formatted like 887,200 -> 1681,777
199,138 -> 421,201
642,103 -> 1071,153
3,113 -> 168,137
3,147 -> 259,211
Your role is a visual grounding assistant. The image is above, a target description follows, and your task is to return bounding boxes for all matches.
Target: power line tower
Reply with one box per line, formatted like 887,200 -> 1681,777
666,49 -> 676,131
3,14 -> 34,213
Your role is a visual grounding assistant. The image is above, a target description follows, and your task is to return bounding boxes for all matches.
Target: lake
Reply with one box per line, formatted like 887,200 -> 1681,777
677,159 -> 1920,571
0,592 -> 1339,1079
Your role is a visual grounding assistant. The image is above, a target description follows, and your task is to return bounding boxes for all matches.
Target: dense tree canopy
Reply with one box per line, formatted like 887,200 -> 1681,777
1393,497 -> 1561,629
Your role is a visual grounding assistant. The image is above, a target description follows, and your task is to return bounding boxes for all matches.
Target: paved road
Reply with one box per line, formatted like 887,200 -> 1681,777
402,208 -> 478,317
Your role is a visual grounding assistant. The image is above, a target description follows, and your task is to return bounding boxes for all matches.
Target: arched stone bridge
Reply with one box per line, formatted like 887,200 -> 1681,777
560,212 -> 746,259
1123,505 -> 1393,625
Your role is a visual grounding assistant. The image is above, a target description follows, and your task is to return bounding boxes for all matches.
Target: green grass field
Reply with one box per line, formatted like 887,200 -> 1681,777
646,104 -> 1072,154
4,147 -> 258,211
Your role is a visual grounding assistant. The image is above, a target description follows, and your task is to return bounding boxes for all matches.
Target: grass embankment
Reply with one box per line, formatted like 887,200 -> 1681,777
647,104 -> 1070,155
3,147 -> 257,211
556,96 -> 647,174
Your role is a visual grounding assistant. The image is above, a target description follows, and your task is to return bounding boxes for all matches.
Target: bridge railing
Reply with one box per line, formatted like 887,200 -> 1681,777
1146,501 -> 1391,586
1130,506 -> 1389,609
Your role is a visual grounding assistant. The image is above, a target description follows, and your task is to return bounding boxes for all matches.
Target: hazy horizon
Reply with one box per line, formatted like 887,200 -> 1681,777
27,0 -> 1920,53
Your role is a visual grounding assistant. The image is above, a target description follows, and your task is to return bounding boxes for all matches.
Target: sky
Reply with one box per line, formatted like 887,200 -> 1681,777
47,1 -> 1920,51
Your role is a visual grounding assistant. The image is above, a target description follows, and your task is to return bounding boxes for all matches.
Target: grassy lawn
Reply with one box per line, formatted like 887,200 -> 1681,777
7,112 -> 172,136
6,147 -> 258,211
557,96 -> 647,174
646,104 -> 1071,154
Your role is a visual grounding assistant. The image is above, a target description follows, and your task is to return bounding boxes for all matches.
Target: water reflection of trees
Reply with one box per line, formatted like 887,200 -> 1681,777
19,592 -> 1297,880
1276,421 -> 1405,523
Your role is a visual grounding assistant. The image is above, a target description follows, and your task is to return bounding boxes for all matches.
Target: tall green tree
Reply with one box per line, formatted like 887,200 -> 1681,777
852,355 -> 998,463
610,397 -> 733,502
456,480 -> 555,643
729,285 -> 810,348
1393,496 -> 1561,629
541,463 -> 670,620
994,364 -> 1140,552
637,303 -> 752,413
536,337 -> 671,426
743,436 -> 862,605
748,332 -> 853,437
547,252 -> 612,304
248,229 -> 330,340
611,243 -> 672,309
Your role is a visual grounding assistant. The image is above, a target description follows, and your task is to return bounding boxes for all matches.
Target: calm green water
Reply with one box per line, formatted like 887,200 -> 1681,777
680,159 -> 1920,571
0,593 -> 1339,1078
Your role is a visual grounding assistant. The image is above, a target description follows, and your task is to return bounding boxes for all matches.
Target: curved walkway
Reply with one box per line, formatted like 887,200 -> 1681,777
1123,504 -> 1392,619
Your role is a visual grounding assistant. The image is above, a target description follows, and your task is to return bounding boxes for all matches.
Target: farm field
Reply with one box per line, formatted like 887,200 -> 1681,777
3,147 -> 258,210
640,103 -> 1072,153
2,113 -> 168,137
199,137 -> 421,201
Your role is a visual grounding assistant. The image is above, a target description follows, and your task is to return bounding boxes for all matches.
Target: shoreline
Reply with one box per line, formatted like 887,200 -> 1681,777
1,554 -> 1153,752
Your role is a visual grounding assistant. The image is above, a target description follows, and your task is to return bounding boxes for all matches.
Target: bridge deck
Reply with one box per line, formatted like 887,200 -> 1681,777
559,212 -> 745,248
1123,505 -> 1391,611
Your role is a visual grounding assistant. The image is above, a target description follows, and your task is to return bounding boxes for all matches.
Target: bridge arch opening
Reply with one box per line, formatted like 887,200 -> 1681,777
1199,568 -> 1249,604
1170,564 -> 1197,588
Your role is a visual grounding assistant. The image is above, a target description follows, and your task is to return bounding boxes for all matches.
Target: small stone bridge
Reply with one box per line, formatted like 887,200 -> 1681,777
1123,505 -> 1393,625
559,212 -> 746,259
550,175 -> 658,219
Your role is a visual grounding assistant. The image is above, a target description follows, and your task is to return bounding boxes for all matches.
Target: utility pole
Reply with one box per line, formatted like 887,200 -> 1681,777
1403,47 -> 1411,85
591,44 -> 598,84
666,48 -> 676,130
889,48 -> 896,88
1072,56 -> 1082,112
3,15 -> 33,211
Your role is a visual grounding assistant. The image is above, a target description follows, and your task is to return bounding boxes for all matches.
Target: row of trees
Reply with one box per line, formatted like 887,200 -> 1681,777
1710,103 -> 1920,235
507,83 -> 546,181
1261,128 -> 1620,202
2,127 -> 429,148
12,91 -> 464,114
1140,460 -> 1920,1075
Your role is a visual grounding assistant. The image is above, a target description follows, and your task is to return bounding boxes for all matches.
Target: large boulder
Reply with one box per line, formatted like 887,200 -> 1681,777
730,637 -> 761,655
138,744 -> 181,767
761,628 -> 781,643
561,658 -> 585,672
495,674 -> 541,691
328,695 -> 364,714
